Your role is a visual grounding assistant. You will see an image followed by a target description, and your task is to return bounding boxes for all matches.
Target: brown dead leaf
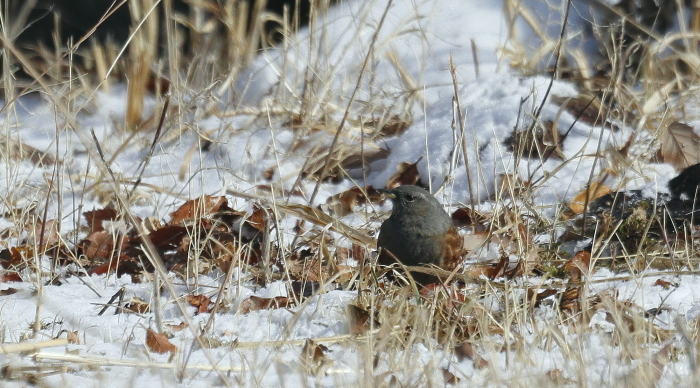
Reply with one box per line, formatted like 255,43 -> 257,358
496,174 -> 530,199
464,255 -> 507,279
263,166 -> 275,180
302,339 -> 328,371
442,368 -> 460,384
560,287 -> 581,313
325,186 -> 382,216
66,331 -> 80,345
554,95 -> 617,130
386,158 -> 422,189
169,196 -> 228,225
461,232 -> 489,253
0,287 -> 18,296
84,208 -> 118,233
658,122 -> 700,170
363,115 -> 411,137
653,279 -> 675,289
80,231 -> 128,262
347,304 -> 374,335
31,219 -> 60,248
562,250 -> 591,280
453,342 -> 488,369
125,297 -> 151,314
145,328 -> 176,354
166,322 -> 187,332
505,120 -> 565,160
187,294 -> 212,315
567,182 -> 612,215
246,206 -> 267,232
451,208 -> 490,228
238,296 -> 290,314
1,272 -> 22,282
527,288 -> 558,307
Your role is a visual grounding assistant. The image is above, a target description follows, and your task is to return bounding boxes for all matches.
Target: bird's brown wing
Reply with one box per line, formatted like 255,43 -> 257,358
441,226 -> 465,272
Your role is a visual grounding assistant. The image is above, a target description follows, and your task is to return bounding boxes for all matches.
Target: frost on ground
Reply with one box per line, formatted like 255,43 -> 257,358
1,0 -> 700,387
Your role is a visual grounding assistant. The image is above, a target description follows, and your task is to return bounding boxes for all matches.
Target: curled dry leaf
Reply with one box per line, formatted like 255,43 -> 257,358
83,207 -> 118,233
386,158 -> 422,189
559,287 -> 581,313
347,304 -> 374,335
324,186 -> 382,216
301,338 -> 328,367
125,297 -> 151,314
187,294 -> 212,315
442,368 -> 460,384
166,322 -> 187,332
451,208 -> 490,228
363,114 -> 411,137
567,181 -> 612,215
80,231 -> 129,262
527,288 -> 558,307
31,219 -> 61,248
66,331 -> 80,345
169,195 -> 229,225
145,328 -> 177,355
658,122 -> 700,170
453,342 -> 488,369
238,296 -> 290,314
0,287 -> 18,296
246,206 -> 267,232
495,174 -> 531,199
504,120 -> 564,160
653,279 -> 675,289
562,250 -> 591,280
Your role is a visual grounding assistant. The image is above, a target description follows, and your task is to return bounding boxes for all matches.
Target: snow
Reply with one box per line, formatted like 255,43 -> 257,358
1,0 -> 698,386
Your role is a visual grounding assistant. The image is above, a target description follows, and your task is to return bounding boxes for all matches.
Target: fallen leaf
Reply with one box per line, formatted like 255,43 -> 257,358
363,114 -> 411,137
83,208 -> 118,233
66,331 -> 80,345
125,297 -> 151,314
0,287 -> 19,296
325,186 -> 382,216
386,158 -> 422,189
658,122 -> 700,170
246,206 -> 267,232
653,279 -> 675,289
442,368 -> 460,384
559,287 -> 581,313
145,328 -> 176,354
453,342 -> 488,369
169,196 -> 229,225
527,288 -> 558,306
562,250 -> 591,280
451,208 -> 490,227
505,120 -> 564,160
347,304 -> 374,335
187,294 -> 212,315
567,182 -> 612,215
166,322 -> 187,332
301,339 -> 328,372
238,296 -> 290,314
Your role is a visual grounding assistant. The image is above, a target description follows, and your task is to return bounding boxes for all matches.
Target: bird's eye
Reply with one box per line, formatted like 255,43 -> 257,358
405,194 -> 416,202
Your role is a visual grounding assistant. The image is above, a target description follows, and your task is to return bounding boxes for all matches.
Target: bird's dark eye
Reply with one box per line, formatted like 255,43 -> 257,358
405,194 -> 416,202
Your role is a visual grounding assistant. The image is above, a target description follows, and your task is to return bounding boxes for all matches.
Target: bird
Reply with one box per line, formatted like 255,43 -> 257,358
668,162 -> 700,200
377,185 -> 464,285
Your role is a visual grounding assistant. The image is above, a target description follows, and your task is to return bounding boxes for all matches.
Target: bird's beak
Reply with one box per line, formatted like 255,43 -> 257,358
378,188 -> 396,199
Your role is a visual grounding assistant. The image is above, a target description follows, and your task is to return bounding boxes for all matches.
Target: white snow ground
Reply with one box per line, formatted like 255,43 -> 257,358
0,0 -> 698,386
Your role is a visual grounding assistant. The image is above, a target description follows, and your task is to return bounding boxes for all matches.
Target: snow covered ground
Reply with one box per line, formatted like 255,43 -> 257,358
1,0 -> 699,386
